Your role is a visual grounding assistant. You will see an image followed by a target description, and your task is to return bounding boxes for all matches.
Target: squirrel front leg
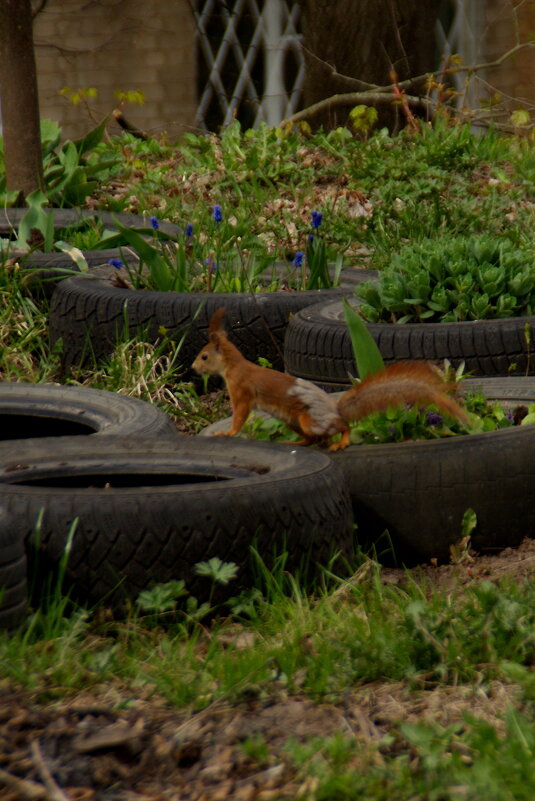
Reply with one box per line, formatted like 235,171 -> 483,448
217,382 -> 254,437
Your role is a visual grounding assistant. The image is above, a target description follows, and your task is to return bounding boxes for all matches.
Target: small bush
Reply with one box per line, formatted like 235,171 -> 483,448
357,235 -> 535,323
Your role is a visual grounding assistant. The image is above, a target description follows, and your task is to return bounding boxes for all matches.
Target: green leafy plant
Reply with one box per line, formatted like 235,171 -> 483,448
357,234 -> 535,323
0,118 -> 119,207
136,580 -> 188,614
0,194 -> 96,278
342,298 -> 385,378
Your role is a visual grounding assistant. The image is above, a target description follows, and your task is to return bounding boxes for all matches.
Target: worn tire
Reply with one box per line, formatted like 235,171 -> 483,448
284,298 -> 535,389
331,424 -> 535,562
49,274 -> 355,373
0,507 -> 27,629
199,377 -> 535,562
332,376 -> 535,561
0,382 -> 177,441
1,210 -> 178,295
0,437 -> 353,607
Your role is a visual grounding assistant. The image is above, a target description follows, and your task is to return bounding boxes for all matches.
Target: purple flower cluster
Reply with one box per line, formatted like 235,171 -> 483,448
311,210 -> 323,229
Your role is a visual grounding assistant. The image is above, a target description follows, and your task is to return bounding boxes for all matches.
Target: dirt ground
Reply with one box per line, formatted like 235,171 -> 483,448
0,538 -> 533,801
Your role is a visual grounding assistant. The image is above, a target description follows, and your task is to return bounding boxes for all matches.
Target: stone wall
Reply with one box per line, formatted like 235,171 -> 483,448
33,0 -> 197,142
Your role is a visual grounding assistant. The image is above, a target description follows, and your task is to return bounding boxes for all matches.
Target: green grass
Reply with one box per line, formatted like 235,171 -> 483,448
2,560 -> 534,703
1,119 -> 535,798
91,120 -> 535,271
0,562 -> 533,798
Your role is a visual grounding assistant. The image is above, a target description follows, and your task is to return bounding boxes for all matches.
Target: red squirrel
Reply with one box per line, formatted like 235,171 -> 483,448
192,308 -> 469,451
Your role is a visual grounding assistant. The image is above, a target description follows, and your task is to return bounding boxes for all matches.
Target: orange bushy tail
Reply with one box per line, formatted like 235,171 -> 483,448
337,361 -> 470,425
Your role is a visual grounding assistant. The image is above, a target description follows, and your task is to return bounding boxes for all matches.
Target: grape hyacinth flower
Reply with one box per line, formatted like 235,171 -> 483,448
150,215 -> 159,230
213,204 -> 223,223
293,250 -> 304,268
107,258 -> 123,269
185,223 -> 193,237
426,411 -> 443,426
311,210 -> 323,229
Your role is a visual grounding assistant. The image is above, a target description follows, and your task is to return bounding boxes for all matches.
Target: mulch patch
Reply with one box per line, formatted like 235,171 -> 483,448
0,675 -> 522,801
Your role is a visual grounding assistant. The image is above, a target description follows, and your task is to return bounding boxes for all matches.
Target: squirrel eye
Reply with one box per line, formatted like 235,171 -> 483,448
202,353 -> 208,360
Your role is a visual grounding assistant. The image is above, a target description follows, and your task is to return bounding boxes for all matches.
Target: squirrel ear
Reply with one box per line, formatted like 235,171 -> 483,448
209,307 -> 226,335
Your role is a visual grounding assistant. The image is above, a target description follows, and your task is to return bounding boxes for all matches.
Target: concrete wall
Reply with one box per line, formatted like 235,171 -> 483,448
33,0 -> 197,142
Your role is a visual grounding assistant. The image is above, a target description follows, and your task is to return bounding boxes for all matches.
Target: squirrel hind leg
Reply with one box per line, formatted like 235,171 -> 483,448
328,424 -> 351,451
279,413 -> 323,447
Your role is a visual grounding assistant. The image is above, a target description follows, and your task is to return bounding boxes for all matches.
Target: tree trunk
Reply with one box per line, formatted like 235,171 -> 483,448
0,0 -> 43,203
297,0 -> 442,130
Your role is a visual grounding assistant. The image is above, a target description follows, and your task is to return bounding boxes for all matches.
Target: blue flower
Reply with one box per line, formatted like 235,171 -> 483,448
293,250 -> 304,267
107,258 -> 123,269
150,215 -> 160,230
308,233 -> 315,244
311,210 -> 323,229
185,223 -> 193,237
426,411 -> 443,426
213,205 -> 223,223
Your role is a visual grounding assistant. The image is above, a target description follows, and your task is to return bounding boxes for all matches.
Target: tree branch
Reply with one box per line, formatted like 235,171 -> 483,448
281,91 -> 434,127
31,0 -> 49,18
281,40 -> 535,128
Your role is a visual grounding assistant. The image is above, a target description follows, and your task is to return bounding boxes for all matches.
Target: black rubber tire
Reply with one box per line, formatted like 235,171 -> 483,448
0,507 -> 28,629
199,377 -> 535,562
0,437 -> 353,608
1,209 -> 179,296
49,274 -> 355,373
284,298 -> 535,389
332,376 -> 535,561
331,423 -> 535,562
0,382 -> 177,441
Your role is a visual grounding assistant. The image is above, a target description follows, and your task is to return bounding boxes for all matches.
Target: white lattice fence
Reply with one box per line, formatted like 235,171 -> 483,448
194,0 -> 303,131
436,0 -> 484,107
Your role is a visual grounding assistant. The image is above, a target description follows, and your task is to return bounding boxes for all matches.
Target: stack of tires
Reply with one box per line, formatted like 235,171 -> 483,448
0,384 -> 354,630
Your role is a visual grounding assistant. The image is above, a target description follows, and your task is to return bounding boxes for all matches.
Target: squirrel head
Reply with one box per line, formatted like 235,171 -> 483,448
192,307 -> 228,376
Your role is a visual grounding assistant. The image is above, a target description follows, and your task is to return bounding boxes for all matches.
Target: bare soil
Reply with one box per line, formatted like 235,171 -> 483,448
1,539 -> 533,801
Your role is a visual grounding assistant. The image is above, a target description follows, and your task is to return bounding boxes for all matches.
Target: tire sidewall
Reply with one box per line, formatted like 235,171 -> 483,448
284,298 -> 535,383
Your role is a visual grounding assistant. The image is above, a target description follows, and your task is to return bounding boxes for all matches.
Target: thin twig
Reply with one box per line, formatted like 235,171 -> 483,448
282,40 -> 535,128
281,91 -> 433,127
300,41 -> 535,94
30,741 -> 70,801
32,0 -> 50,17
0,767 -> 47,800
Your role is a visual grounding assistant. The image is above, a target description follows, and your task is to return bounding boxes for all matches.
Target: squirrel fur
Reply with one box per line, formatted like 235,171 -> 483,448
192,308 -> 469,451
